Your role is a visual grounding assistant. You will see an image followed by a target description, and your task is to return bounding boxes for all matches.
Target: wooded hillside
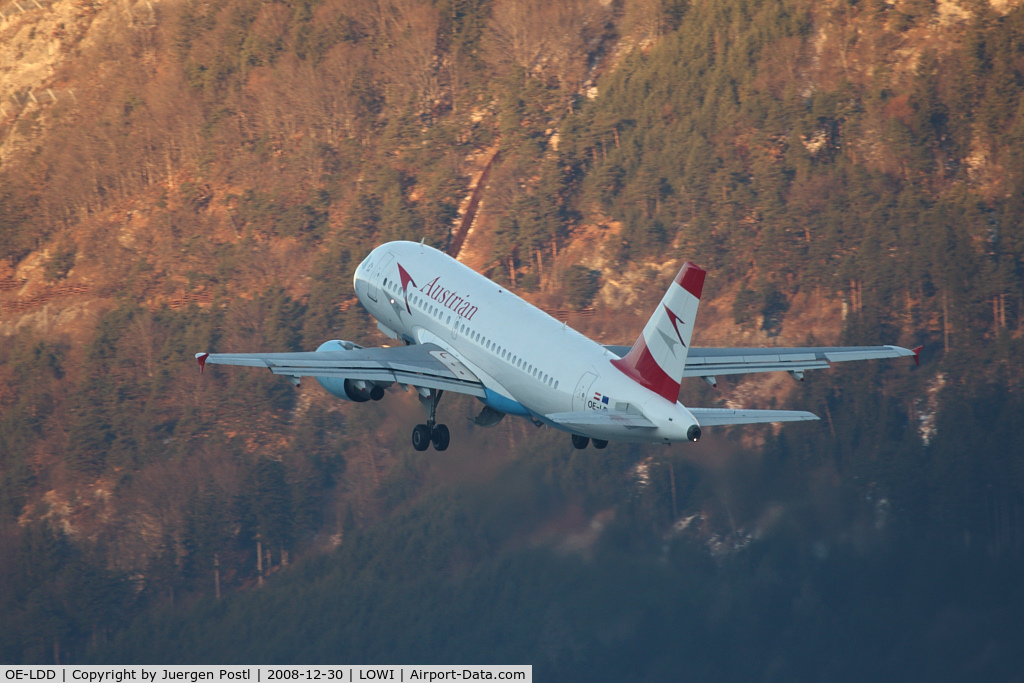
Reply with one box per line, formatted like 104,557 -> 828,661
1,0 -> 1023,672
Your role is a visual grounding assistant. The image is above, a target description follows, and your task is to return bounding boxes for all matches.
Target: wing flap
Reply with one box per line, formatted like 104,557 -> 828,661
196,344 -> 487,398
689,407 -> 819,426
546,411 -> 656,429
683,360 -> 832,377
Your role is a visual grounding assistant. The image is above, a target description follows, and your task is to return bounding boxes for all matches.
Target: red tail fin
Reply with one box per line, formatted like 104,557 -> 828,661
611,262 -> 705,402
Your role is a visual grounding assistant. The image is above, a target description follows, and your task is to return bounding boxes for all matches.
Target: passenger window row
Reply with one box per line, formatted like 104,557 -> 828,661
380,276 -> 558,389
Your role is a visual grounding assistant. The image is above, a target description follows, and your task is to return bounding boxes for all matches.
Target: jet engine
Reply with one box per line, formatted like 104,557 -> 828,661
315,340 -> 385,402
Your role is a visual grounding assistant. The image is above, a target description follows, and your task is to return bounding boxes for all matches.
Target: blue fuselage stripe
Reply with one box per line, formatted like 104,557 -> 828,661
481,388 -> 531,417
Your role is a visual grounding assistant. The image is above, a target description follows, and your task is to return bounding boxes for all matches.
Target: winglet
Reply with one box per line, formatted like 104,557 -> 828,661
911,345 -> 923,367
196,352 -> 209,374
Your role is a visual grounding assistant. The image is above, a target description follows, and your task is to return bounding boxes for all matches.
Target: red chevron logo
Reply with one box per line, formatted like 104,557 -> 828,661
397,263 -> 416,314
663,304 -> 687,348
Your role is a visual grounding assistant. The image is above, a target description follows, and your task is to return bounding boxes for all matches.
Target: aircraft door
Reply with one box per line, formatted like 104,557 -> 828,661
367,253 -> 393,303
573,371 -> 597,412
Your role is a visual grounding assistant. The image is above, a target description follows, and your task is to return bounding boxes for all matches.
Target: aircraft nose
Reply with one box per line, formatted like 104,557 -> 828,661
353,256 -> 369,294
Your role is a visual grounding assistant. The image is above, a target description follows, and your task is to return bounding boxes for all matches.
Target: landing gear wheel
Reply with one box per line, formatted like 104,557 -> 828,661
412,424 -> 431,451
592,439 -> 608,449
431,424 -> 450,451
412,389 -> 449,452
571,434 -> 590,450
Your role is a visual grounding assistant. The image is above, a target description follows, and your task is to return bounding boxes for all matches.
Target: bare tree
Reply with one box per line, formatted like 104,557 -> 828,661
374,0 -> 442,116
486,0 -> 549,77
486,0 -> 610,92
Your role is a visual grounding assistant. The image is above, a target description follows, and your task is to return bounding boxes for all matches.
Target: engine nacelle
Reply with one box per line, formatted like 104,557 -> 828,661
314,340 -> 385,402
318,377 -> 385,402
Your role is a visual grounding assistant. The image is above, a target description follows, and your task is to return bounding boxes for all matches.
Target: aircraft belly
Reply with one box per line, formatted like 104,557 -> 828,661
542,419 -> 675,443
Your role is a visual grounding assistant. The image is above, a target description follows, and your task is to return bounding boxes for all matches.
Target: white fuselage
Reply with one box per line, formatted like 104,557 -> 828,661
351,241 -> 698,443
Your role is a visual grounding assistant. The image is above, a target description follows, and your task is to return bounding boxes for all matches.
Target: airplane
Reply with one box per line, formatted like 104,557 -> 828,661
195,240 -> 921,451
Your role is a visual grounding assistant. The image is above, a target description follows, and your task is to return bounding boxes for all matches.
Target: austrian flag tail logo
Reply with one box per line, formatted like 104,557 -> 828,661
397,263 -> 416,314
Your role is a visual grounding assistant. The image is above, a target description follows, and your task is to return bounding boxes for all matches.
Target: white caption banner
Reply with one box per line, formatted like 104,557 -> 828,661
1,667 -> 531,683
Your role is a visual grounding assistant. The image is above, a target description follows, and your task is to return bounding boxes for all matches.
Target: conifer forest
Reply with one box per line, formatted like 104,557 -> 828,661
2,0 -> 1024,677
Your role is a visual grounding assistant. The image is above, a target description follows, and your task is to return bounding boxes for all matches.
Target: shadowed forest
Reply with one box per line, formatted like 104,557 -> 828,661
2,0 -> 1024,677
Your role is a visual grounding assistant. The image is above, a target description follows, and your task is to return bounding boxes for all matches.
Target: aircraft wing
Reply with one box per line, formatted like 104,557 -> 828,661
195,343 -> 487,398
688,407 -> 819,426
604,344 -> 920,381
545,411 -> 657,429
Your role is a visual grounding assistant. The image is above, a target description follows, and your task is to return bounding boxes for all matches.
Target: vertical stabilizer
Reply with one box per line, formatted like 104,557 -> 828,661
611,262 -> 705,401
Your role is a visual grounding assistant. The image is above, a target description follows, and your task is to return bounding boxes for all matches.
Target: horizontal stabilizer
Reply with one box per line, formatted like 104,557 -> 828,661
689,407 -> 819,426
546,411 -> 656,429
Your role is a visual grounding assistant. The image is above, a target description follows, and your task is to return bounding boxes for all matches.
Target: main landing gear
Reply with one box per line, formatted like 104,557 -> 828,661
412,389 -> 450,452
571,435 -> 609,450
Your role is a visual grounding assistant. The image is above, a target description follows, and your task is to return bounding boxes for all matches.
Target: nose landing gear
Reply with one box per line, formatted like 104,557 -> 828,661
571,435 -> 608,450
411,389 -> 450,451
